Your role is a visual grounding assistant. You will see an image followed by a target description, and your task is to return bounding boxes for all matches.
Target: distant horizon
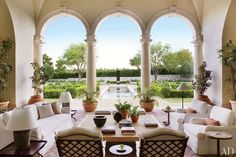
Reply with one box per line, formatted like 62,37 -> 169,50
42,14 -> 194,69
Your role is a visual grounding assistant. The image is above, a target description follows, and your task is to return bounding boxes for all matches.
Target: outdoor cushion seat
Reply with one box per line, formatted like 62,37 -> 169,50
169,99 -> 212,131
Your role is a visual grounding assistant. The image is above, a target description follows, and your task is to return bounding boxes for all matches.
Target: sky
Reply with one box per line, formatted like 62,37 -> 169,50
42,14 -> 194,69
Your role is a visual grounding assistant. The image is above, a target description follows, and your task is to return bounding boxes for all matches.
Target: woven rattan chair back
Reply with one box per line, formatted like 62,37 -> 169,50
56,135 -> 103,157
140,135 -> 188,157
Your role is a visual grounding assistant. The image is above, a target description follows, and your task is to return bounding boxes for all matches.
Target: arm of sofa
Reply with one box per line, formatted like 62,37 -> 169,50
183,113 -> 209,123
176,109 -> 186,113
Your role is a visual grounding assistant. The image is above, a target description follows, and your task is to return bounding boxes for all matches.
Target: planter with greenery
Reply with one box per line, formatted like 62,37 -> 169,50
28,62 -> 49,104
218,40 -> 236,110
128,106 -> 141,123
192,61 -> 212,104
139,89 -> 156,112
115,101 -> 131,119
0,39 -> 13,112
82,91 -> 97,112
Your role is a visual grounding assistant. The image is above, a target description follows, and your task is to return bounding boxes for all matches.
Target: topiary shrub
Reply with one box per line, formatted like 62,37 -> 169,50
160,87 -> 171,98
66,88 -> 77,98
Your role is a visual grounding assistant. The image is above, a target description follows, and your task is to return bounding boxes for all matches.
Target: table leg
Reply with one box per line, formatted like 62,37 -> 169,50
167,111 -> 170,126
217,139 -> 220,157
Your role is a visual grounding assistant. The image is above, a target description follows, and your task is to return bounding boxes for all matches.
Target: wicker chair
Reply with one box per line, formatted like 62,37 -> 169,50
56,127 -> 103,157
140,128 -> 188,157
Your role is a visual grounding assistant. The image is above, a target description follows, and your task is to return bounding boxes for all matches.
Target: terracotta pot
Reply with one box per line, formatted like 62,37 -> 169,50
0,101 -> 9,113
197,95 -> 212,105
140,100 -> 155,112
230,100 -> 236,111
131,115 -> 139,123
82,101 -> 97,112
120,111 -> 128,119
28,95 -> 43,105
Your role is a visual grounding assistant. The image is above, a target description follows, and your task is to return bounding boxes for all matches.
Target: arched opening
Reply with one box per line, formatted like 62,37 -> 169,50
150,13 -> 196,108
39,14 -> 87,104
95,13 -> 142,105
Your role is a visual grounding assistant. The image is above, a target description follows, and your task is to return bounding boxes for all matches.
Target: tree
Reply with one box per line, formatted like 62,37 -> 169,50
151,42 -> 171,80
129,52 -> 141,75
61,43 -> 87,80
55,57 -> 66,72
43,53 -> 54,79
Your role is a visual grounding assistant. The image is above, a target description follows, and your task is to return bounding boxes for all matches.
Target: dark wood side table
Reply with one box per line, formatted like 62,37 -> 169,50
162,108 -> 175,126
0,140 -> 47,157
205,131 -> 233,157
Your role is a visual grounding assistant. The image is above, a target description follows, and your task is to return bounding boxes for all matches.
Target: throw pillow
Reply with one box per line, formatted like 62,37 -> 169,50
51,102 -> 62,114
37,104 -> 54,119
185,107 -> 197,113
205,118 -> 220,126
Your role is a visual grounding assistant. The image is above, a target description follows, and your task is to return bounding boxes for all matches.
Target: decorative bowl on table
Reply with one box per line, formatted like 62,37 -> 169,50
113,112 -> 123,122
93,116 -> 107,127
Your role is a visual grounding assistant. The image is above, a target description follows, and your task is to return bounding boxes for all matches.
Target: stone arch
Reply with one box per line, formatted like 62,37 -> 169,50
147,8 -> 201,38
91,8 -> 146,35
36,8 -> 90,37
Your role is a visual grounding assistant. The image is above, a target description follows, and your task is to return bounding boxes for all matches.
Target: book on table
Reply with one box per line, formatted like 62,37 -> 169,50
101,126 -> 116,134
144,121 -> 159,128
119,119 -> 132,128
121,127 -> 136,135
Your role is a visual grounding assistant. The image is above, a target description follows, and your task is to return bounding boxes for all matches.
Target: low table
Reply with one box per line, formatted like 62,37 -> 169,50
205,131 -> 233,157
162,108 -> 175,126
0,140 -> 47,157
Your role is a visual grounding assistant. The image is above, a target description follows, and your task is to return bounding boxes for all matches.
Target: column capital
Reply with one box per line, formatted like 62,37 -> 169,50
34,35 -> 44,45
141,34 -> 152,44
192,34 -> 203,47
85,34 -> 96,44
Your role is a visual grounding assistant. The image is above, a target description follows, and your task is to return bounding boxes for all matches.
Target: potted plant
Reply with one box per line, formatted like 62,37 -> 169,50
128,106 -> 141,123
139,88 -> 156,112
82,91 -> 98,112
114,101 -> 131,119
192,61 -> 212,104
0,39 -> 13,112
28,62 -> 49,104
218,40 -> 236,110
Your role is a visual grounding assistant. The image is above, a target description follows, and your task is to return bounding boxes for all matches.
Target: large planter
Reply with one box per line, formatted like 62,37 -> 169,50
28,95 -> 43,105
140,99 -> 155,112
230,100 -> 236,111
0,101 -> 9,113
197,95 -> 212,105
82,101 -> 97,112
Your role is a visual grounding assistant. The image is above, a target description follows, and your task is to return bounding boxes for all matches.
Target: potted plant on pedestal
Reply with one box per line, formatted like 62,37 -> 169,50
192,61 -> 212,104
28,62 -> 49,104
139,89 -> 156,112
128,106 -> 141,123
218,40 -> 236,110
82,91 -> 98,112
115,101 -> 131,119
0,39 -> 13,113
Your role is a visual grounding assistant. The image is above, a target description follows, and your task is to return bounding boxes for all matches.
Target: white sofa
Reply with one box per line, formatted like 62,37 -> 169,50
183,106 -> 236,155
169,99 -> 212,131
0,103 -> 73,155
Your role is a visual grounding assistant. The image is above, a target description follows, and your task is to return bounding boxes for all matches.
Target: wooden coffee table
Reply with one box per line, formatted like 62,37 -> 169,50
0,140 -> 47,157
205,131 -> 232,157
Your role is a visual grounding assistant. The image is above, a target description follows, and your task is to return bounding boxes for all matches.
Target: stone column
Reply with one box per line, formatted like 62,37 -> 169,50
192,34 -> 203,98
85,34 -> 96,93
34,35 -> 44,66
141,34 -> 152,92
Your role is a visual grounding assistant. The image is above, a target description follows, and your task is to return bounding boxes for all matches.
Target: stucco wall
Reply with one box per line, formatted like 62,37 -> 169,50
222,0 -> 236,107
0,0 -> 15,105
201,0 -> 231,106
5,0 -> 35,105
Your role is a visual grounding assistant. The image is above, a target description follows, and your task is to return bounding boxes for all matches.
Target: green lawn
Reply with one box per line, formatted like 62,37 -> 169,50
163,98 -> 193,103
45,99 -> 58,103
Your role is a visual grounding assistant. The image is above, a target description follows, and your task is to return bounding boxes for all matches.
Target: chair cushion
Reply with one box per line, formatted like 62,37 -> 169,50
191,99 -> 208,114
184,123 -> 207,138
210,106 -> 235,126
204,118 -> 220,126
186,108 -> 197,113
37,104 -> 54,119
51,102 -> 62,114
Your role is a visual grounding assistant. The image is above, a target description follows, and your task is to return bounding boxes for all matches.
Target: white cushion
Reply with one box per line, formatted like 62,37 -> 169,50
191,99 -> 208,114
37,104 -> 54,119
210,106 -> 235,126
2,111 -> 13,125
184,123 -> 207,138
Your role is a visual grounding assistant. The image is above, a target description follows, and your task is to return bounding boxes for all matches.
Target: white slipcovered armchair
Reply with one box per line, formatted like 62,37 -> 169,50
183,106 -> 236,155
169,99 -> 212,131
